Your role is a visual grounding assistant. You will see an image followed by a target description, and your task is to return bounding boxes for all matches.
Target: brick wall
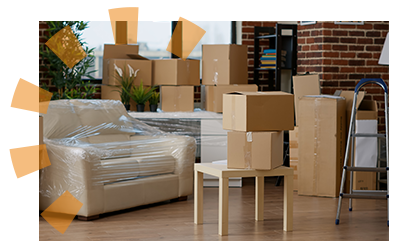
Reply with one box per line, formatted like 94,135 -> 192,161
297,21 -> 389,132
39,21 -> 51,88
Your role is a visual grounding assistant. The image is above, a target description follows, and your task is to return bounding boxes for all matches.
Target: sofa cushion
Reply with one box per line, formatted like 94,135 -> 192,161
136,155 -> 176,177
87,134 -> 133,159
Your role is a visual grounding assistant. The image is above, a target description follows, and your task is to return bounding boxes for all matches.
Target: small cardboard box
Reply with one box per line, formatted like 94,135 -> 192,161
202,84 -> 258,113
289,126 -> 299,191
298,95 -> 346,198
293,74 -> 321,125
160,86 -> 194,112
222,91 -> 294,132
202,44 -> 248,85
152,59 -> 200,86
227,131 -> 283,170
39,116 -> 43,145
101,85 -> 151,112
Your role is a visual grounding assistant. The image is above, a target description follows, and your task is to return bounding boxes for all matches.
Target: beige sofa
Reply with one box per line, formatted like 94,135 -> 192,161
39,99 -> 196,218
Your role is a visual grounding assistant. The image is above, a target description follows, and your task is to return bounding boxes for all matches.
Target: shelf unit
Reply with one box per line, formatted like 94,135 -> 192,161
253,24 -> 298,91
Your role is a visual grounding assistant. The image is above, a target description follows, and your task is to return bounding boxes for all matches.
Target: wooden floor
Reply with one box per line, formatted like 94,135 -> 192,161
39,177 -> 389,241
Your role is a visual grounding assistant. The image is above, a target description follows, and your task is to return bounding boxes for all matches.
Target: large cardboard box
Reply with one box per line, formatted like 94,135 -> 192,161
202,84 -> 258,113
160,86 -> 194,112
102,44 -> 139,83
227,131 -> 283,170
202,44 -> 248,85
293,74 -> 321,125
289,126 -> 299,191
152,59 -> 200,86
298,95 -> 346,197
222,91 -> 294,132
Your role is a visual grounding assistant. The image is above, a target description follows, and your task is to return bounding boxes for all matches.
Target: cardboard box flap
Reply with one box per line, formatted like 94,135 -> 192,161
127,54 -> 149,60
103,44 -> 139,60
202,44 -> 230,61
335,90 -> 366,111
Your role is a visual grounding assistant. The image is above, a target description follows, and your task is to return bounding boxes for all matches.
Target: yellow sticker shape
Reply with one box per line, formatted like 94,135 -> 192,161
10,144 -> 50,178
45,26 -> 87,69
11,79 -> 52,114
167,17 -> 206,60
41,191 -> 83,234
109,7 -> 139,45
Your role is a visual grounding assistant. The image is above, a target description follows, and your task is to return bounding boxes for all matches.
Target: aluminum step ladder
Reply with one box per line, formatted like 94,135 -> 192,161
335,78 -> 389,226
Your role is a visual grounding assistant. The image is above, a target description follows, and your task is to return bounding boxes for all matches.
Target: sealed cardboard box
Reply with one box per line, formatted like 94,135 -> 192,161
152,59 -> 200,86
39,116 -> 43,145
101,85 -> 151,112
293,74 -> 321,125
289,126 -> 299,191
202,84 -> 258,113
227,131 -> 283,170
298,95 -> 346,198
160,86 -> 194,112
223,91 -> 294,132
202,44 -> 248,85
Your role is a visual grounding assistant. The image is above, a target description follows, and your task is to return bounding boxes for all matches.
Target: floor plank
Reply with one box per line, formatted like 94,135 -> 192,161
39,177 -> 389,241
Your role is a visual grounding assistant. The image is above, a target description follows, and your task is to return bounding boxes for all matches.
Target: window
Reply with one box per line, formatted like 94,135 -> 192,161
82,21 -> 233,79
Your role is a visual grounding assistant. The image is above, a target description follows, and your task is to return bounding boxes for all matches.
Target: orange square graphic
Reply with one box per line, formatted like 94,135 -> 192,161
109,7 -> 139,45
11,79 -> 52,114
10,144 -> 50,178
41,191 -> 83,234
45,26 -> 87,69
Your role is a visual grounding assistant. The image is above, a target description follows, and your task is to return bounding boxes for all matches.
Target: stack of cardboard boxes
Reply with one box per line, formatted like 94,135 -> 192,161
201,45 -> 258,113
222,91 -> 294,170
292,74 -> 379,198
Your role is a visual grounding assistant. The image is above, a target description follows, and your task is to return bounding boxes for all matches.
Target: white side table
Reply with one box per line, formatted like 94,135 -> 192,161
194,163 -> 294,236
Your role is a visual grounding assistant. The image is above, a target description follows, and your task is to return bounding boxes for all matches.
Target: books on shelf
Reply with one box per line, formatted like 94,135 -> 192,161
259,49 -> 288,69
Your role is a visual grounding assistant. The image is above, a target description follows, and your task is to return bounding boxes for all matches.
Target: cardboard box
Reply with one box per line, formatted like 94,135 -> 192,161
298,95 -> 346,197
293,74 -> 321,125
227,131 -> 283,170
289,126 -> 299,191
160,86 -> 194,112
101,85 -> 151,112
152,59 -> 200,86
39,116 -> 43,145
103,56 -> 152,86
222,91 -> 294,132
202,84 -> 258,113
202,44 -> 248,85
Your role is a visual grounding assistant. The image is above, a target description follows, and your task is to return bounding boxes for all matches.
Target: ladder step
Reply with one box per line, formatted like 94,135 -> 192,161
341,192 -> 387,199
344,166 -> 388,172
352,133 -> 386,138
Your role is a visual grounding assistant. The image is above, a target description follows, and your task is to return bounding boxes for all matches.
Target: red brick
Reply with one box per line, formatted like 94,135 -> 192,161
332,45 -> 348,51
242,40 -> 254,45
298,59 -> 310,65
332,74 -> 348,80
306,38 -> 315,44
322,44 -> 332,50
311,30 -> 319,36
340,38 -> 357,44
314,37 -> 323,43
323,37 -> 339,43
366,31 -> 381,37
333,30 -> 348,36
321,22 -> 338,29
341,67 -> 356,73
365,74 -> 382,78
310,44 -> 320,50
323,67 -> 339,73
307,52 -> 322,58
357,23 -> 373,29
365,88 -> 384,94
39,38 -> 47,43
332,59 -> 348,65
321,80 -> 339,87
373,67 -> 389,73
356,67 -> 372,73
298,52 -> 306,59
372,53 -> 381,59
339,25 -> 356,29
340,52 -> 356,58
298,38 -> 306,44
299,31 -> 310,37
357,52 -> 372,59
349,31 -> 364,36
321,74 -> 333,80
374,38 -> 385,45
366,60 -> 379,66
322,52 -> 339,57
349,45 -> 364,51
322,59 -> 331,65
242,34 -> 247,39
242,21 -> 262,27
366,45 -> 382,52
382,74 -> 389,80
310,59 -> 322,65
297,66 -> 306,73
374,24 -> 389,30
305,66 -> 322,72
340,81 -> 357,87
39,23 -> 48,29
261,22 -> 276,27
349,74 -> 365,79
357,38 -> 373,44
321,30 -> 332,36
242,27 -> 254,33
372,95 -> 384,101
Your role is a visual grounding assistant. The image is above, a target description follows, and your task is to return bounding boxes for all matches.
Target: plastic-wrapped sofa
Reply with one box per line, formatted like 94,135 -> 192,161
39,99 -> 196,219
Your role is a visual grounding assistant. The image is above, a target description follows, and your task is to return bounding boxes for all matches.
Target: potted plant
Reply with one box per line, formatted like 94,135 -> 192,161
112,63 -> 139,110
148,89 -> 160,112
124,80 -> 155,112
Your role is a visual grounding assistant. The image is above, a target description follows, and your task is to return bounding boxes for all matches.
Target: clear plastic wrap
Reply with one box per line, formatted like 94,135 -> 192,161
39,99 -> 196,216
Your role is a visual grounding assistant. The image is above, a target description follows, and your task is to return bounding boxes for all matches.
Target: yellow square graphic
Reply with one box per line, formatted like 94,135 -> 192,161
45,26 -> 86,69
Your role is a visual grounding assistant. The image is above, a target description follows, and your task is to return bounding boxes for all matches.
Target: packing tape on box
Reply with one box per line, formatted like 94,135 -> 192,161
186,61 -> 190,85
212,59 -> 219,84
313,98 -> 322,195
244,132 -> 253,169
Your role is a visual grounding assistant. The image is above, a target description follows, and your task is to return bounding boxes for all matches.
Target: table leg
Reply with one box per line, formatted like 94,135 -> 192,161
218,177 -> 229,236
255,176 -> 264,221
194,170 -> 203,225
283,175 -> 293,232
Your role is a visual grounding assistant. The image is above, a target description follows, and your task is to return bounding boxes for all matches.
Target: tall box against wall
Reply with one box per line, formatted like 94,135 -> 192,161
293,74 -> 321,125
152,59 -> 200,86
298,95 -> 346,198
202,44 -> 248,85
160,86 -> 194,112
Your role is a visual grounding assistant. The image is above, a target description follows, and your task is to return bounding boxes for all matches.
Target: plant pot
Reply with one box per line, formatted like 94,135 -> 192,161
136,104 -> 145,112
124,104 -> 131,111
149,104 -> 158,112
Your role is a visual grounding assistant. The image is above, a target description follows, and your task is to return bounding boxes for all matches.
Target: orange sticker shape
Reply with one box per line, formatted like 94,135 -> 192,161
167,17 -> 206,60
45,26 -> 87,69
11,79 -> 52,114
10,144 -> 50,178
109,7 -> 139,45
41,191 -> 83,234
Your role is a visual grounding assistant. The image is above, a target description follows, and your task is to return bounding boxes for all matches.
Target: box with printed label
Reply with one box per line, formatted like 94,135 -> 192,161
223,91 -> 294,131
227,131 -> 283,170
